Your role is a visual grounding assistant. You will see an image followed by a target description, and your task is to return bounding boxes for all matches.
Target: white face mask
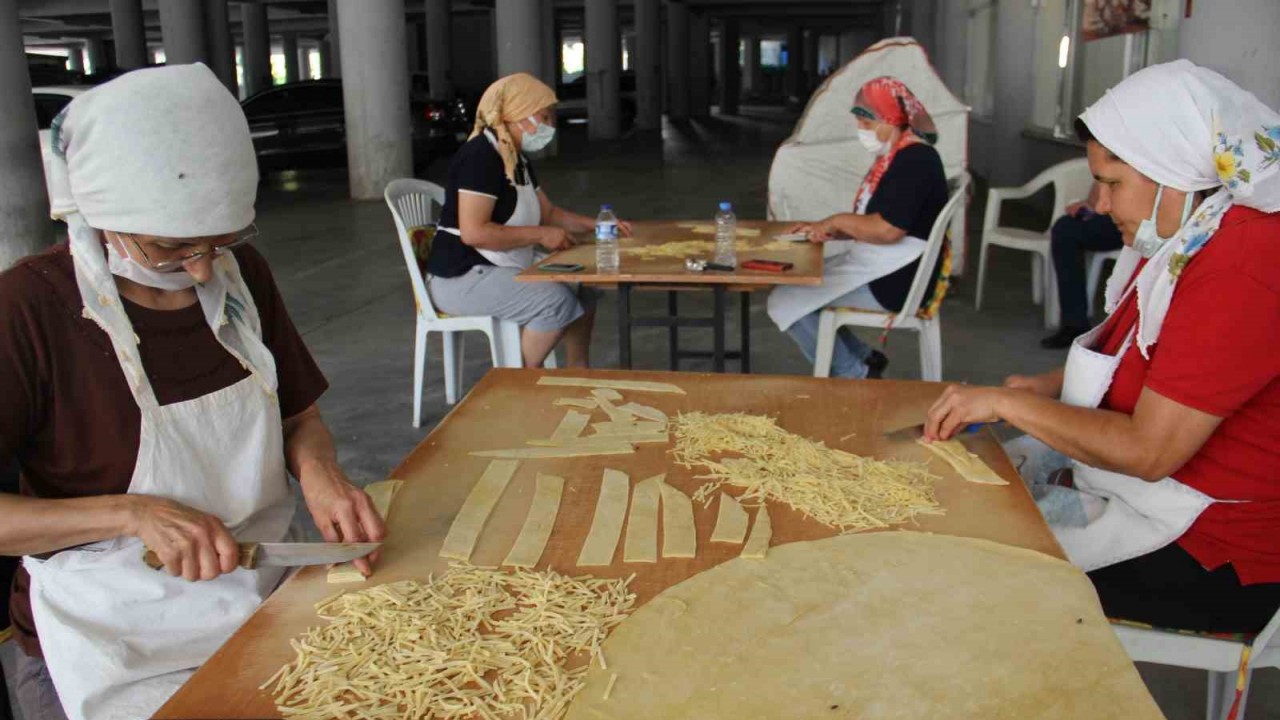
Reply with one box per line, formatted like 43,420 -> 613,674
1132,185 -> 1195,259
521,118 -> 556,152
105,233 -> 200,291
857,127 -> 889,156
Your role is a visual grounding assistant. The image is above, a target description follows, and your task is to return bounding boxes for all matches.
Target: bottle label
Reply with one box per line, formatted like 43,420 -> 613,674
596,222 -> 618,241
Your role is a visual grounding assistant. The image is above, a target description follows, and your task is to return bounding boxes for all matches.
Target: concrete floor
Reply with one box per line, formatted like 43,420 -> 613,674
4,107 -> 1276,718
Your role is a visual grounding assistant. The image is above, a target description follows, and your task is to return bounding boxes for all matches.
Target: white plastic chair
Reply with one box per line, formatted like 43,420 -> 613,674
385,179 -> 555,427
1112,607 -> 1280,720
813,174 -> 969,382
1086,248 -> 1122,319
975,158 -> 1095,329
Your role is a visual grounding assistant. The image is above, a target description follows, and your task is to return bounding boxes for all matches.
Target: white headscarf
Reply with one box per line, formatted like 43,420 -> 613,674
1079,60 -> 1280,357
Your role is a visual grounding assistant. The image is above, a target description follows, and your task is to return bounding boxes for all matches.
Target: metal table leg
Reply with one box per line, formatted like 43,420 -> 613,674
712,285 -> 726,373
618,283 -> 633,369
668,291 -> 679,371
740,290 -> 751,374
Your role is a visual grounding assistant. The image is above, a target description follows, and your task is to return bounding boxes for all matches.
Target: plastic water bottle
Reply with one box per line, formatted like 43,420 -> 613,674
595,204 -> 620,274
714,201 -> 737,267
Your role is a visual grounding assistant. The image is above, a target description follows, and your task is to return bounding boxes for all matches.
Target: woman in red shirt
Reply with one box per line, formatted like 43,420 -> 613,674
926,60 -> 1280,634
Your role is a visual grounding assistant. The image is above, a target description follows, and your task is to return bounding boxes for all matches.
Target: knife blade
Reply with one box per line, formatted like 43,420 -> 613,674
882,422 -> 985,444
142,541 -> 381,571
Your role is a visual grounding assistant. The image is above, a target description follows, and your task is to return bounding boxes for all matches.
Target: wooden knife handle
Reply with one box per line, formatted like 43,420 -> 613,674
142,542 -> 260,571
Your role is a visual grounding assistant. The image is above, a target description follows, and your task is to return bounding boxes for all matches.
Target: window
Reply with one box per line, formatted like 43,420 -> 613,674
965,1 -> 996,120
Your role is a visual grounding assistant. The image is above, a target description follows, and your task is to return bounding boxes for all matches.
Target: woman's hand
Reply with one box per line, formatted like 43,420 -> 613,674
786,221 -> 813,235
301,472 -> 386,577
1004,372 -> 1063,399
615,219 -> 635,237
924,385 -> 1009,442
537,226 -> 573,252
128,496 -> 240,581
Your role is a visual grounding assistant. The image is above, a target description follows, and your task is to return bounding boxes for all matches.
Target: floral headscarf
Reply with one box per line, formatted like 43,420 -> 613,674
851,77 -> 938,213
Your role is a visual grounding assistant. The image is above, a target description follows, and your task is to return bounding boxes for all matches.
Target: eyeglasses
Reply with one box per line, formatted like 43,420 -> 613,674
124,224 -> 259,273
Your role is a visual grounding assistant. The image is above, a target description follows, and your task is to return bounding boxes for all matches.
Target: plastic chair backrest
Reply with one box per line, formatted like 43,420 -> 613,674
385,178 -> 447,321
1037,157 -> 1094,225
896,174 -> 970,323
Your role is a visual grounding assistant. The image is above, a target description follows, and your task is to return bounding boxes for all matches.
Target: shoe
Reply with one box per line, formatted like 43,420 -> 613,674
865,350 -> 889,379
1040,327 -> 1088,350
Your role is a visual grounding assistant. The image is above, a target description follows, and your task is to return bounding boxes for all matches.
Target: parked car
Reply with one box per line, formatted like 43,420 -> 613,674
556,71 -> 637,127
32,86 -> 87,203
240,80 -> 471,175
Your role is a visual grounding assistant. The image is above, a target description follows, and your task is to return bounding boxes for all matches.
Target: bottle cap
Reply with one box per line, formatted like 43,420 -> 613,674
719,202 -> 732,211
601,204 -> 613,211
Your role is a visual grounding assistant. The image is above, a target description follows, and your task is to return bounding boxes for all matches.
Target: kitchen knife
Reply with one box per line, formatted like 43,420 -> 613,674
142,541 -> 381,571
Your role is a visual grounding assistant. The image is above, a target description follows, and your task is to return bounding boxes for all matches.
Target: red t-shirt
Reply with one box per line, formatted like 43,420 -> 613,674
1095,206 -> 1280,584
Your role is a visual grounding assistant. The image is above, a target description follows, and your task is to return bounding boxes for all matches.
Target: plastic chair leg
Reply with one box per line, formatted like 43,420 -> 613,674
919,320 -> 942,382
1044,254 -> 1061,329
412,320 -> 428,428
1031,253 -> 1044,306
442,332 -> 460,405
543,351 -> 558,369
1206,669 -> 1235,720
975,241 -> 991,311
812,309 -> 838,378
496,320 -> 523,368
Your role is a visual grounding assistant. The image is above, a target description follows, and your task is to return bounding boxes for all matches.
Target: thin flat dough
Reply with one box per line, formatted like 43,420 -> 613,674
709,493 -> 749,545
617,402 -> 668,423
439,460 -> 519,561
740,504 -> 771,559
684,224 -> 761,237
470,446 -> 634,459
591,391 -> 630,423
918,439 -> 1010,485
327,479 -> 405,583
554,397 -> 598,410
591,388 -> 624,401
623,475 -> 663,563
502,474 -> 565,568
659,481 -> 697,559
578,469 -> 632,566
527,435 -> 667,447
537,376 -> 686,394
550,410 -> 592,442
591,420 -> 667,436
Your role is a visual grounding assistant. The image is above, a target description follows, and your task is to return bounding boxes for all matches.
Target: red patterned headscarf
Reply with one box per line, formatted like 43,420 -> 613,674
852,77 -> 938,211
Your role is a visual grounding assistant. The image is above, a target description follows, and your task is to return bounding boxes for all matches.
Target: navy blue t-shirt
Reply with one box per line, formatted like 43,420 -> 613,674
864,143 -> 948,311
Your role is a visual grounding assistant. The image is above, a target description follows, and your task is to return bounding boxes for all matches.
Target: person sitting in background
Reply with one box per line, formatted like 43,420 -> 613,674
1040,182 -> 1124,349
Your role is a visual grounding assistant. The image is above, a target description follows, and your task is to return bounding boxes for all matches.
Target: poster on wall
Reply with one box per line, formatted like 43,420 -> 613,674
1082,0 -> 1152,41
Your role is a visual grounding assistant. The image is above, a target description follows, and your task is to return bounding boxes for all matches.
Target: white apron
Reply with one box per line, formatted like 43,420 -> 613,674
1035,282 -> 1215,572
23,232 -> 296,720
440,129 -> 542,270
767,186 -> 926,330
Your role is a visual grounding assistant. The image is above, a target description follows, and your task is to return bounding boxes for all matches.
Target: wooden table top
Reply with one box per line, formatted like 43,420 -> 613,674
515,220 -> 823,286
157,369 -> 1067,719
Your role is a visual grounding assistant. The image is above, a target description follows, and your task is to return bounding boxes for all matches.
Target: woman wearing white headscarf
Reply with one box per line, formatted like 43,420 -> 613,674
0,65 -> 385,720
924,60 -> 1280,634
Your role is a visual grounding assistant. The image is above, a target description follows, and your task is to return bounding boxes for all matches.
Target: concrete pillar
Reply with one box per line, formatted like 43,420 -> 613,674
204,0 -> 237,93
0,0 -> 51,270
241,1 -> 272,97
66,44 -> 85,72
298,41 -> 312,80
688,11 -> 710,118
325,0 -> 341,78
159,0 -> 208,65
336,0 -> 412,199
539,0 -> 557,87
405,22 -> 422,74
495,0 -> 542,77
83,37 -> 107,74
425,0 -> 451,98
110,0 -> 148,69
584,0 -> 621,140
741,34 -> 758,94
804,29 -> 819,92
665,0 -> 689,121
785,25 -> 803,99
634,0 -> 660,130
718,18 -> 740,115
281,32 -> 300,83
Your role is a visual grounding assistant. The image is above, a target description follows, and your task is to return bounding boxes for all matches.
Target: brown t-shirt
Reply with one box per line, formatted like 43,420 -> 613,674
0,243 -> 328,657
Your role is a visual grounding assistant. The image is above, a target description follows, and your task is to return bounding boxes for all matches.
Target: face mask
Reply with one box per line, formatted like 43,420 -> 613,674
1132,185 -> 1195,259
521,118 -> 556,152
857,127 -> 889,156
105,233 -> 200,291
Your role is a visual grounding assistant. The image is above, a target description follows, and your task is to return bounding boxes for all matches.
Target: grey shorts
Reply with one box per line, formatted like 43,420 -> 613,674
428,265 -> 597,333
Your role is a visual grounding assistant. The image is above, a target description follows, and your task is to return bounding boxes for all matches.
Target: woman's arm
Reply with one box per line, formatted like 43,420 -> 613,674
536,190 -> 634,237
794,213 -> 906,245
458,192 -> 569,252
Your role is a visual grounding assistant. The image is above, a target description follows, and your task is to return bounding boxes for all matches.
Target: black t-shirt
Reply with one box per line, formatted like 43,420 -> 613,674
864,143 -> 949,311
427,130 -> 540,278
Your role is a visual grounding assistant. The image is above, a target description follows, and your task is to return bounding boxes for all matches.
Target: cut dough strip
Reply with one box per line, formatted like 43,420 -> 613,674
918,439 -> 1010,486
592,388 -> 624,401
591,390 -> 631,423
528,434 -> 668,447
327,479 -> 404,584
471,445 -> 634,459
623,475 -> 663,563
554,397 -> 598,410
740,504 -> 772,559
709,492 -> 749,545
659,480 -> 697,559
550,410 -> 592,442
503,474 -> 565,568
592,420 -> 667,436
578,469 -> 632,566
439,460 -> 520,561
618,402 -> 668,423
538,376 -> 686,394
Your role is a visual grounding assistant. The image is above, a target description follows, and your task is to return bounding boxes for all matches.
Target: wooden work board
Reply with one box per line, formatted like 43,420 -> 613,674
156,368 -> 1065,719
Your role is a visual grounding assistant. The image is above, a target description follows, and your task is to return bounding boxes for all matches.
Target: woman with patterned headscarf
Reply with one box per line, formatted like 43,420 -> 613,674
427,73 -> 632,368
767,77 -> 949,379
926,60 -> 1280,635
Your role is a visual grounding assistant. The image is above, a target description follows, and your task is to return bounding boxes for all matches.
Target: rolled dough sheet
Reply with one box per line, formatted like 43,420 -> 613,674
564,533 -> 1164,720
740,503 -> 771,559
502,474 -> 565,568
550,410 -> 592,442
537,376 -> 686,394
578,469 -> 632,566
659,481 -> 697,559
623,475 -> 663,564
439,460 -> 519,561
918,438 -> 1010,485
327,479 -> 404,584
591,420 -> 666,436
470,446 -> 634,459
709,493 -> 748,545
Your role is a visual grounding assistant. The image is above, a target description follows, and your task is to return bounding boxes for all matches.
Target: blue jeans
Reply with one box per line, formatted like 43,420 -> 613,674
784,285 -> 884,379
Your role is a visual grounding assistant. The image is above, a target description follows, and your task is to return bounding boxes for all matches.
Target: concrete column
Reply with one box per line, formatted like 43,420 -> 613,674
785,25 -> 802,99
717,18 -> 740,115
539,0 -> 557,87
495,0 -> 542,77
159,0 -> 208,65
66,44 -> 85,72
424,0 -> 451,98
325,0 -> 341,78
687,11 -> 710,118
405,22 -> 422,74
84,37 -> 107,74
584,0 -> 621,140
804,29 -> 819,92
282,32 -> 300,83
664,0 -> 689,121
336,0 -> 412,199
634,0 -> 660,129
204,0 -> 237,93
298,41 -> 312,80
0,0 -> 51,270
241,1 -> 272,97
741,34 -> 758,94
110,0 -> 148,69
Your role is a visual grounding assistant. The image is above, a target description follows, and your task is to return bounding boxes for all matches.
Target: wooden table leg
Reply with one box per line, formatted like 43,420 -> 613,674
740,290 -> 751,374
668,291 -> 679,371
713,285 -> 726,373
618,283 -> 633,369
